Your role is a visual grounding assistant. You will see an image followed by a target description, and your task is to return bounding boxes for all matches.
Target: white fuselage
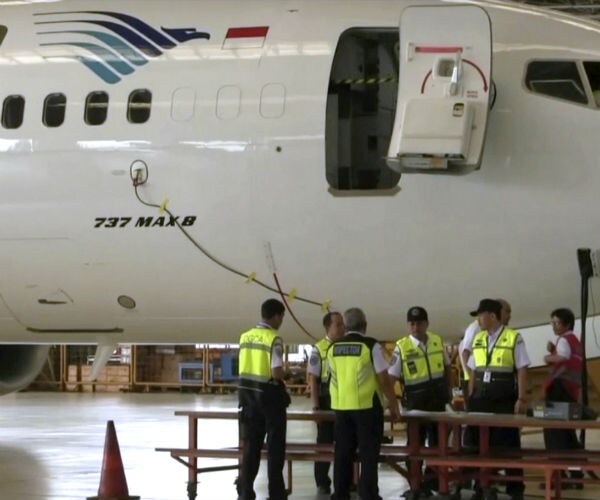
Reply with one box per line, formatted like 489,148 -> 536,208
0,0 -> 599,367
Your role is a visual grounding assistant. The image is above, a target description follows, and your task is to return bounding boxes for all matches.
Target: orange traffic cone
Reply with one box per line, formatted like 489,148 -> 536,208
87,420 -> 140,500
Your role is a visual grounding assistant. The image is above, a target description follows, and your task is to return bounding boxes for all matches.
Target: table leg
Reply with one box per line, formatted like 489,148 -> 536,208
478,425 -> 491,489
437,421 -> 450,495
188,415 -> 198,500
407,419 -> 423,492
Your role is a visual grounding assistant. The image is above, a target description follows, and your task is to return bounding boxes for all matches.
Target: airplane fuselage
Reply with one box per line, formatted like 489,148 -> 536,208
0,0 -> 599,362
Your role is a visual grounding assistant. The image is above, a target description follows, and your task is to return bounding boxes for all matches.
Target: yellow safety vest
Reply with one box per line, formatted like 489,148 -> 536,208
238,326 -> 279,386
396,332 -> 447,410
315,337 -> 332,380
327,333 -> 382,410
397,332 -> 445,385
471,327 -> 518,400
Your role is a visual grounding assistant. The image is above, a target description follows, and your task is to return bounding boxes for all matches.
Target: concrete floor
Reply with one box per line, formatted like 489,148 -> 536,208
0,392 -> 598,500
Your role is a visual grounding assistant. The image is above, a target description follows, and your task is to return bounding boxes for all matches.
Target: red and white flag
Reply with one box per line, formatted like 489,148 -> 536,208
222,26 -> 269,49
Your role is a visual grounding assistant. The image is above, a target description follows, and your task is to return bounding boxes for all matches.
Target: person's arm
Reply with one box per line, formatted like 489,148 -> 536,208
309,374 -> 320,410
271,338 -> 285,381
373,343 -> 401,420
544,352 -> 568,365
544,337 -> 570,365
271,365 -> 285,381
467,355 -> 475,396
514,366 -> 528,414
377,370 -> 401,421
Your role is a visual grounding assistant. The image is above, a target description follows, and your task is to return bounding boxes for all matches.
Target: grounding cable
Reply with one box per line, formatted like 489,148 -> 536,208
132,181 -> 328,340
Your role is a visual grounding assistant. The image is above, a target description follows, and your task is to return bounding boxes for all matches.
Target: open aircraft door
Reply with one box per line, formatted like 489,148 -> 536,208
387,5 -> 492,173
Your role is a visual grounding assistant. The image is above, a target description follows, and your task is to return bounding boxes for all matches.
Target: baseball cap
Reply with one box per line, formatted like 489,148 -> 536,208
407,306 -> 428,322
470,299 -> 502,317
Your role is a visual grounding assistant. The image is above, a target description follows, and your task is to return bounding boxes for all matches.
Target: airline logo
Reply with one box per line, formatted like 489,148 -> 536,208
34,11 -> 211,84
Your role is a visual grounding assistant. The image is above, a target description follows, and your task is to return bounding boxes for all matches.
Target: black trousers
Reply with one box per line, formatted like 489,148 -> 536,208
332,404 -> 383,500
314,394 -> 334,488
544,381 -> 582,456
465,396 -> 524,496
239,401 -> 287,500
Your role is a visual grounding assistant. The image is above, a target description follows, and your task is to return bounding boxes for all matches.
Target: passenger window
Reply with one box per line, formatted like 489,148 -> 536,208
127,89 -> 152,124
525,61 -> 587,105
43,93 -> 67,127
325,28 -> 401,190
2,95 -> 25,129
584,62 -> 600,107
85,91 -> 109,126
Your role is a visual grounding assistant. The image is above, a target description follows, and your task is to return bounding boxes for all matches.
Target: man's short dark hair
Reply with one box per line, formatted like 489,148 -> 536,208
322,311 -> 342,329
261,298 -> 285,319
551,307 -> 575,331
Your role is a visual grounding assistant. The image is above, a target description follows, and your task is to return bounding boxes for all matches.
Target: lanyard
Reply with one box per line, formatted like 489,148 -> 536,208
485,327 -> 504,367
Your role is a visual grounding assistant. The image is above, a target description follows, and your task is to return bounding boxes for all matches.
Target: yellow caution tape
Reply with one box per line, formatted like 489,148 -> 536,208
245,272 -> 256,283
288,288 -> 297,302
321,300 -> 332,312
159,198 -> 170,214
334,75 -> 397,86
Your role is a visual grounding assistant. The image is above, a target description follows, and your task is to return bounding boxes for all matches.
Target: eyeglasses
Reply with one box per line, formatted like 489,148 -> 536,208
550,319 -> 563,325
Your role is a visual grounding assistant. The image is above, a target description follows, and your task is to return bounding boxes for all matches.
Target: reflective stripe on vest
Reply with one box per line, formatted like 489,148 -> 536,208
327,335 -> 381,410
238,327 -> 279,385
396,332 -> 445,386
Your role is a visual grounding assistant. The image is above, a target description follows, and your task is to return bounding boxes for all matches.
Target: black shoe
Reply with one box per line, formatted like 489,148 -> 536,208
317,485 -> 331,495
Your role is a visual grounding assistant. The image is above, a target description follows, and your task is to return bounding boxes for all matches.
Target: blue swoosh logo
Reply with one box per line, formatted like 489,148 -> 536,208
34,11 -> 210,84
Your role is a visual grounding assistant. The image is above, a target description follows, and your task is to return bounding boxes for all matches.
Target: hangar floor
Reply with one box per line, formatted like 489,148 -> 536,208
0,392 -> 598,500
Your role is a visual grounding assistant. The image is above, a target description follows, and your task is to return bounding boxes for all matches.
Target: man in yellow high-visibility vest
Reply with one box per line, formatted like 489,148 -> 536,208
237,298 -> 290,500
388,306 -> 450,497
327,307 -> 400,500
307,311 -> 345,495
466,298 -> 529,500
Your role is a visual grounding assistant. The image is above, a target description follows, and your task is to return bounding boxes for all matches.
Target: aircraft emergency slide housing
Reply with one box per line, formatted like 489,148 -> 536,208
387,5 -> 492,173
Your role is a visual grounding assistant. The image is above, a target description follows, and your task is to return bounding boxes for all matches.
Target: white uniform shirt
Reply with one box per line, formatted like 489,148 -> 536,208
388,334 -> 450,379
467,326 -> 531,371
555,333 -> 573,359
460,320 -> 480,358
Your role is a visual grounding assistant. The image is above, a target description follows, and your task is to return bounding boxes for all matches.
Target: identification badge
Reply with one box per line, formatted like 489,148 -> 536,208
483,370 -> 491,383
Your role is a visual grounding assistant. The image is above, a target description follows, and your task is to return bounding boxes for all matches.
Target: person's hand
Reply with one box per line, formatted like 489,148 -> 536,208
547,341 -> 556,353
389,400 -> 401,422
515,398 -> 527,415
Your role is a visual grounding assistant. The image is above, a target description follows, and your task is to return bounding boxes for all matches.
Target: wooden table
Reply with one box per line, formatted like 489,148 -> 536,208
401,410 -> 600,500
157,408 -> 600,500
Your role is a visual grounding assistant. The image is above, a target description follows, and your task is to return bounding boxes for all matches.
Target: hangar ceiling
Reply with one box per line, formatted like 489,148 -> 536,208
515,0 -> 600,19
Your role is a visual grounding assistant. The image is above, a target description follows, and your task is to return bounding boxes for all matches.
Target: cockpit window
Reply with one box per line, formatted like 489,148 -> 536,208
2,95 -> 24,129
525,61 -> 587,105
85,91 -> 109,126
127,89 -> 152,124
325,28 -> 401,190
43,92 -> 66,127
584,61 -> 600,107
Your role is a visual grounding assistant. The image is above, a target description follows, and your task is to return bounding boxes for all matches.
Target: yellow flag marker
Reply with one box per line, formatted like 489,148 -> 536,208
159,198 -> 170,214
288,288 -> 297,302
321,300 -> 332,312
246,272 -> 256,283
